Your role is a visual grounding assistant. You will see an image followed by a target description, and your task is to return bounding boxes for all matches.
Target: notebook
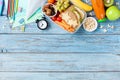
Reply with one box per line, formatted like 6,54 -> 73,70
6,0 -> 46,28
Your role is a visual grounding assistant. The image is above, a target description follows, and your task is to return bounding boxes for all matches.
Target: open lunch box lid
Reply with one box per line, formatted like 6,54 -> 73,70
42,0 -> 89,33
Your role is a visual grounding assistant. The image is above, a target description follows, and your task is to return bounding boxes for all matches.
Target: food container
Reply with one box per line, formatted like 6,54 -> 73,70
42,3 -> 57,17
42,2 -> 87,33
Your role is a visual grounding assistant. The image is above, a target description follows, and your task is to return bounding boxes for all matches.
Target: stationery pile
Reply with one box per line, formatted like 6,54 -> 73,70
7,0 -> 18,21
4,0 -> 46,31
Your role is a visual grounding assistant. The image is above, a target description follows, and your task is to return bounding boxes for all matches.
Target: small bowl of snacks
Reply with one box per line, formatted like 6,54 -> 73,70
42,3 -> 57,17
83,17 -> 98,32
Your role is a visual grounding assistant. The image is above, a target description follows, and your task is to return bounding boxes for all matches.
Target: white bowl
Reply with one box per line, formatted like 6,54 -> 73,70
83,17 -> 98,32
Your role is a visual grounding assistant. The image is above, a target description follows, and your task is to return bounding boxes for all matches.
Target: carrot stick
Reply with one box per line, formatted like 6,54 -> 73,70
54,20 -> 67,30
62,20 -> 75,32
54,20 -> 75,32
61,20 -> 71,30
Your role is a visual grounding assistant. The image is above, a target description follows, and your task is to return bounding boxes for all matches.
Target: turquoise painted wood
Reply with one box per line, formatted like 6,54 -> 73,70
0,0 -> 120,79
0,16 -> 120,35
0,72 -> 120,80
0,53 -> 120,71
1,35 -> 120,53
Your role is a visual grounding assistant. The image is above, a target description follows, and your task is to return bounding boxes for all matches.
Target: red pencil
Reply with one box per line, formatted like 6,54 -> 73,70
7,0 -> 10,17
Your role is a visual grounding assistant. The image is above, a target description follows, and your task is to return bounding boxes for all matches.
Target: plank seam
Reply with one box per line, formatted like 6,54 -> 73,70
0,52 -> 113,54
0,71 -> 120,73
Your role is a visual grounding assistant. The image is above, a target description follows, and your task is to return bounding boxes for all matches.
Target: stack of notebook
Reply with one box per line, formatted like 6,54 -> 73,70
4,0 -> 46,31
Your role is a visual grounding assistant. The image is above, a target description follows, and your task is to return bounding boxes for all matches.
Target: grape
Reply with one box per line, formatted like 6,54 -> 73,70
56,0 -> 70,12
64,4 -> 69,8
59,8 -> 62,12
61,6 -> 64,10
56,6 -> 60,10
64,1 -> 69,4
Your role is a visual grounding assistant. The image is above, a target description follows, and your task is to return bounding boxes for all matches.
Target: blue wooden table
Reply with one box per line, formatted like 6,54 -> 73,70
0,0 -> 120,79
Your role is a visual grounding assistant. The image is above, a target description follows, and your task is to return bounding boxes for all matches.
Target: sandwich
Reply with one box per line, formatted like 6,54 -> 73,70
61,5 -> 85,28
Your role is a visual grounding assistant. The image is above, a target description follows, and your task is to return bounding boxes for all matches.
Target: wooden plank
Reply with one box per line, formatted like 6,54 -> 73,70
0,16 -> 120,34
0,72 -> 120,80
0,53 -> 120,71
1,35 -> 120,52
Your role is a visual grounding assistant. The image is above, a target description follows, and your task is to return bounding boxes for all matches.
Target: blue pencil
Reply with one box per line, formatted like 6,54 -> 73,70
0,0 -> 4,16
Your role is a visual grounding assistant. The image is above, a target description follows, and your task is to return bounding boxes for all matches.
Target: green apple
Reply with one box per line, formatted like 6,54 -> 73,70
106,6 -> 120,21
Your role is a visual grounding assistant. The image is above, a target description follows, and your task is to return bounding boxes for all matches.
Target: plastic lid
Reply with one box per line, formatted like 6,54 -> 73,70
98,18 -> 107,23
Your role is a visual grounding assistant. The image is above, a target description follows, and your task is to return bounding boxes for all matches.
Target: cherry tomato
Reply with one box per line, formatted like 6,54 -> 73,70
56,17 -> 62,22
48,0 -> 55,4
51,16 -> 57,21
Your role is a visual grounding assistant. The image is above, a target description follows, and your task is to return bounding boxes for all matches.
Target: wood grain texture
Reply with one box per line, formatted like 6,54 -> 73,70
0,72 -> 120,80
0,35 -> 119,53
0,17 -> 120,35
0,0 -> 120,79
0,53 -> 120,71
